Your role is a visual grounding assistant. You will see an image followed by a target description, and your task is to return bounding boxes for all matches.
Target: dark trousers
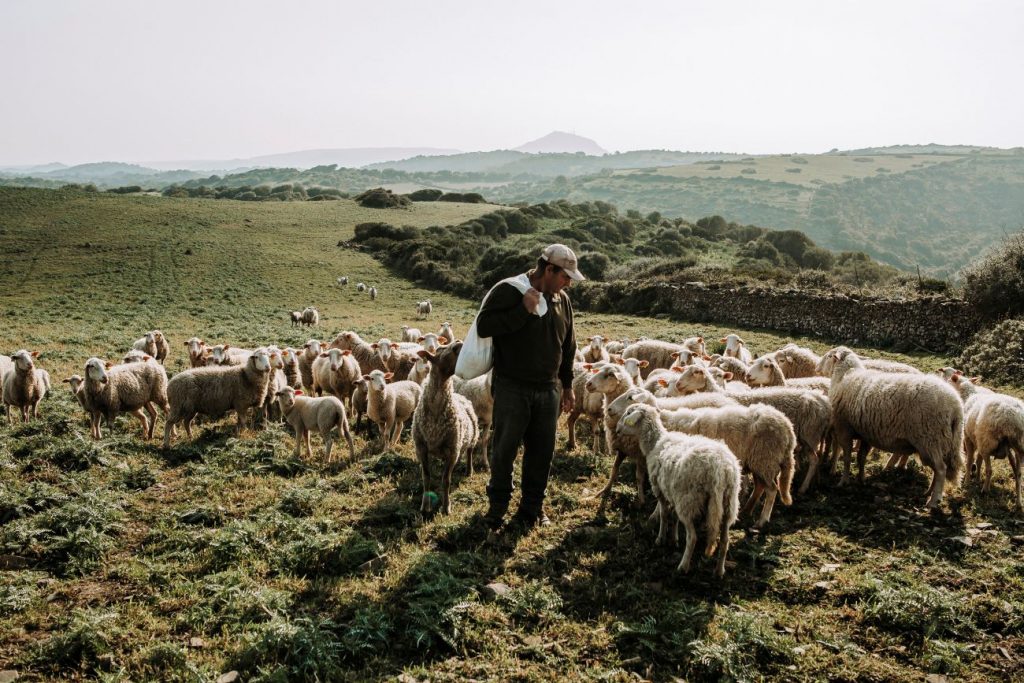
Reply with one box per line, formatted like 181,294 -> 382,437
486,376 -> 561,518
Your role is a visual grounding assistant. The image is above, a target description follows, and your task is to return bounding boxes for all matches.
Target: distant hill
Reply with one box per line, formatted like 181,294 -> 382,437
0,162 -> 206,188
139,147 -> 463,172
0,162 -> 68,174
515,131 -> 606,155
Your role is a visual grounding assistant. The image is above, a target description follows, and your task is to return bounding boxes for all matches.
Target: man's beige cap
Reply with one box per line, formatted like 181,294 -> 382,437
542,243 -> 586,281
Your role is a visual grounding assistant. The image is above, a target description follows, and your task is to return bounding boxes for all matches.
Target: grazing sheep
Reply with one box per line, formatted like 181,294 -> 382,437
822,347 -> 963,509
337,276 -> 349,285
364,369 -> 422,452
184,337 -> 207,368
275,386 -> 354,462
453,370 -> 493,469
616,403 -> 741,577
369,286 -> 378,301
745,356 -> 830,394
290,311 -> 302,327
81,357 -> 170,440
660,402 -> 796,529
622,339 -> 687,379
311,347 -> 360,407
816,346 -> 921,376
583,335 -> 610,364
356,282 -> 367,292
401,326 -> 423,343
301,306 -> 320,328
416,300 -> 432,319
3,350 -> 50,423
947,373 -> 1024,511
720,334 -> 753,364
280,347 -> 302,389
298,339 -> 324,392
412,342 -> 480,515
438,321 -> 455,344
162,349 -> 273,447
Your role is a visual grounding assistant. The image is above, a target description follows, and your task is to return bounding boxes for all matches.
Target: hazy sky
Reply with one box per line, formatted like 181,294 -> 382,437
1,0 -> 1021,165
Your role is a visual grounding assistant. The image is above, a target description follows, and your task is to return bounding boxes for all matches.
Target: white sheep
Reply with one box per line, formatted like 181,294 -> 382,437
417,332 -> 446,354
184,337 -> 207,368
132,332 -> 157,358
330,331 -> 382,375
401,326 -> 423,343
816,346 -> 921,376
337,276 -> 349,286
438,321 -> 455,344
351,377 -> 369,435
682,335 -> 707,357
301,306 -> 320,328
275,386 -> 354,462
947,373 -> 1024,511
163,349 -> 273,447
453,370 -> 493,468
566,362 -> 610,452
585,362 -> 638,452
63,374 -> 88,411
121,349 -> 152,364
745,356 -> 830,394
357,282 -> 367,292
298,339 -> 324,392
583,335 -> 610,364
280,347 -> 302,389
616,403 -> 741,577
710,355 -> 750,380
2,350 -> 50,423
81,357 -> 170,440
412,342 -> 480,515
720,334 -> 753,364
416,300 -> 432,319
772,343 -> 821,378
311,347 -> 360,407
604,338 -> 632,355
205,344 -> 252,367
364,369 -> 423,452
290,311 -> 302,327
408,357 -> 431,385
369,286 -> 378,301
822,347 -> 963,509
660,401 -> 796,529
622,339 -> 687,379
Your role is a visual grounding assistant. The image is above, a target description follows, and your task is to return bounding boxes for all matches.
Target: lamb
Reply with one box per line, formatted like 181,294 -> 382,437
150,331 -> 170,364
453,370 -> 494,468
401,326 -> 423,343
330,331 -> 381,375
412,342 -> 480,515
260,347 -> 288,424
280,347 -> 302,389
298,339 -> 324,392
604,338 -> 632,355
290,311 -> 302,327
416,300 -> 432,319
184,338 -> 207,368
275,387 -> 355,462
614,356 -> 648,385
615,403 -> 741,576
566,363 -> 610,452
301,306 -> 320,328
585,362 -> 638,451
821,347 -> 963,509
337,276 -> 349,286
711,355 -> 750,380
745,356 -> 830,394
947,373 -> 1024,511
364,369 -> 423,452
162,348 -> 273,447
63,375 -> 89,410
438,321 -> 455,344
369,286 -> 378,301
720,334 -> 753,364
659,402 -> 796,529
311,347 -> 360,407
583,336 -> 610,364
132,332 -> 157,358
408,357 -> 431,385
2,350 -> 50,423
622,339 -> 687,379
81,357 -> 170,440
351,378 -> 369,434
357,282 -> 367,292
816,346 -> 921,376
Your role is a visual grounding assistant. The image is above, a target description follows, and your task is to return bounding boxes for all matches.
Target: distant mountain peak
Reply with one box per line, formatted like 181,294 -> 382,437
515,131 -> 606,155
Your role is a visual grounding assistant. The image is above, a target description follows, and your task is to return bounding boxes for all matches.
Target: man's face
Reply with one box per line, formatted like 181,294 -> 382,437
542,265 -> 573,294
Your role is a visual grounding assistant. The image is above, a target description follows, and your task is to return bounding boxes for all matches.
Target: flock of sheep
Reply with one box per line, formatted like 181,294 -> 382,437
2,307 -> 1022,578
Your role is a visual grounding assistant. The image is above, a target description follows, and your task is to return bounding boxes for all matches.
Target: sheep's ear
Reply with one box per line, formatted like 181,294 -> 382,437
719,337 -> 727,343
390,343 -> 399,350
670,352 -> 679,359
623,410 -> 643,427
342,350 -> 351,356
183,341 -> 189,346
105,361 -> 113,369
417,336 -> 425,342
671,366 -> 683,373
613,357 -> 624,365
438,336 -> 449,345
971,376 -> 982,384
723,372 -> 733,380
697,336 -> 704,343
362,374 -> 371,381
657,378 -> 668,387
31,351 -> 39,357
319,352 -> 328,358
640,360 -> 649,367
371,343 -> 379,350
384,372 -> 394,380
295,389 -> 304,395
62,377 -> 71,383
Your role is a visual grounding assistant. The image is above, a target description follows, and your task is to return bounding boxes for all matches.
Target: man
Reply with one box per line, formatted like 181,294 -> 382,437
476,243 -> 584,531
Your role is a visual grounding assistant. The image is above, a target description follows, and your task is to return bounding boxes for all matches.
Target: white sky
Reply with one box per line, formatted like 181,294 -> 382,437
1,0 -> 1021,165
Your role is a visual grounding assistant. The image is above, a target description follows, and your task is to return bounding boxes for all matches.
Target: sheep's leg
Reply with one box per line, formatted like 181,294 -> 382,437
634,457 -> 647,508
324,429 -> 334,461
465,443 -> 474,476
1012,449 -> 1023,512
982,450 -> 994,493
754,485 -> 779,530
90,412 -> 102,440
798,444 -> 819,495
144,402 -> 159,439
648,501 -> 661,525
292,427 -> 303,458
739,481 -> 765,519
924,458 -> 946,509
856,441 -> 870,484
836,432 -> 855,486
478,425 -> 491,472
183,414 -> 195,439
162,418 -> 175,448
655,496 -> 671,546
565,410 -> 581,451
341,418 -> 355,461
442,452 -> 457,516
715,515 -> 731,578
595,451 -> 627,517
417,441 -> 432,514
671,518 -> 680,547
677,517 -> 697,572
235,408 -> 247,436
131,408 -> 149,440
964,437 -> 977,484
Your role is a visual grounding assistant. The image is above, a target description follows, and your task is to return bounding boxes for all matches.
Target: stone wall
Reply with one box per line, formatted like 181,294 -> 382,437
572,281 -> 983,352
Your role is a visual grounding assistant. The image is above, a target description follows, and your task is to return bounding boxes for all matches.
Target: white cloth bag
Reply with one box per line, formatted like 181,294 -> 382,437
454,273 -> 547,380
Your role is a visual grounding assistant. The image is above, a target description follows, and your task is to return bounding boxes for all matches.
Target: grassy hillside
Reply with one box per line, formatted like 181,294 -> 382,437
0,189 -> 1021,681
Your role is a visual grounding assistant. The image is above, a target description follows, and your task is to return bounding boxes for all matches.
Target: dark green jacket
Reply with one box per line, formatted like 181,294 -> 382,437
476,281 -> 577,389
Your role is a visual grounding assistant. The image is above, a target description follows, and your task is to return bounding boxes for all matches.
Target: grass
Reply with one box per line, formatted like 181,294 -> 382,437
1,187 -> 1022,680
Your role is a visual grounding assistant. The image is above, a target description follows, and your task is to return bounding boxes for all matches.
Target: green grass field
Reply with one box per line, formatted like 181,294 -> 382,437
0,188 -> 1021,681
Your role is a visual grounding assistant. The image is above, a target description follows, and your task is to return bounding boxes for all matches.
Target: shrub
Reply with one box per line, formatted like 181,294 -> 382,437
578,251 -> 610,281
354,187 -> 410,209
407,188 -> 443,201
956,318 -> 1024,386
960,231 -> 1024,319
438,192 -> 486,203
353,222 -> 418,242
233,615 -> 344,681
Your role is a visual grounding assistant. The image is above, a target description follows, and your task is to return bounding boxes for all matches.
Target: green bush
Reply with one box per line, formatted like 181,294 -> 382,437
407,188 -> 444,201
960,231 -> 1024,319
578,251 -> 610,281
956,318 -> 1024,386
355,187 -> 411,209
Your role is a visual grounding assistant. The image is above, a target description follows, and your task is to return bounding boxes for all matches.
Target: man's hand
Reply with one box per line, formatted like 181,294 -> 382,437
522,288 -> 541,314
561,387 -> 575,414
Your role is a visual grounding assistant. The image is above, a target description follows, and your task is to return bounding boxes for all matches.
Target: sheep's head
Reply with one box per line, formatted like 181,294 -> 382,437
745,357 -> 778,386
419,340 -> 462,377
84,357 -> 109,384
365,369 -> 393,392
674,365 -> 715,394
275,386 -> 299,410
185,338 -> 205,357
684,336 -> 706,355
281,348 -> 298,366
587,335 -> 606,351
153,330 -> 164,343
607,387 -> 655,423
418,333 -> 443,354
63,375 -> 85,394
372,339 -> 399,363
12,350 -> 37,371
249,349 -> 271,373
616,403 -> 658,437
304,339 -> 323,355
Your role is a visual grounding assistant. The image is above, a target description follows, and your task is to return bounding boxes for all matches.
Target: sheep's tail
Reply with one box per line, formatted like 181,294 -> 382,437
779,447 -> 795,506
944,412 -> 965,488
704,471 -> 727,557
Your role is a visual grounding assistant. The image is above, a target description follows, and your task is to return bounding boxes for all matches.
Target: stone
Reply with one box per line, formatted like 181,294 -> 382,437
819,563 -> 841,573
358,555 -> 388,574
0,671 -> 18,683
949,536 -> 974,547
480,582 -> 511,601
216,672 -> 240,683
189,637 -> 205,649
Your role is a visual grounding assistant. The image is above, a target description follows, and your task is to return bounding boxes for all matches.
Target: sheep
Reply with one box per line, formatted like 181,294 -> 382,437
351,377 -> 370,434
260,347 -> 287,424
659,402 -> 796,529
298,339 -> 324,392
369,286 -> 378,301
412,342 -> 480,515
401,326 -> 423,343
2,350 -> 50,423
206,344 -> 252,367
566,363 -> 610,452
311,347 -> 360,407
947,373 -> 1024,511
622,339 -> 687,379
162,349 -> 273,447
816,346 -> 921,376
772,344 -> 821,379
585,362 -> 638,449
121,349 -> 152,364
745,356 -> 830,394
452,370 -> 493,469
416,300 -> 432,319
438,321 -> 455,344
615,403 -> 741,576
337,276 -> 349,286
364,369 -> 423,452
81,357 -> 170,440
275,386 -> 355,462
184,338 -> 207,368
357,282 -> 367,292
330,331 -> 381,375
673,365 -> 832,494
604,339 -> 631,355
408,357 -> 431,385
682,336 -> 707,357
0,353 -> 12,381
583,335 -> 610,364
280,347 -> 302,389
133,332 -> 157,358
710,355 -> 750,380
151,331 -> 170,364
63,375 -> 88,410
822,347 -> 963,509
290,311 -> 302,327
301,306 -> 320,328
720,334 -> 753,364
417,332 -> 446,354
